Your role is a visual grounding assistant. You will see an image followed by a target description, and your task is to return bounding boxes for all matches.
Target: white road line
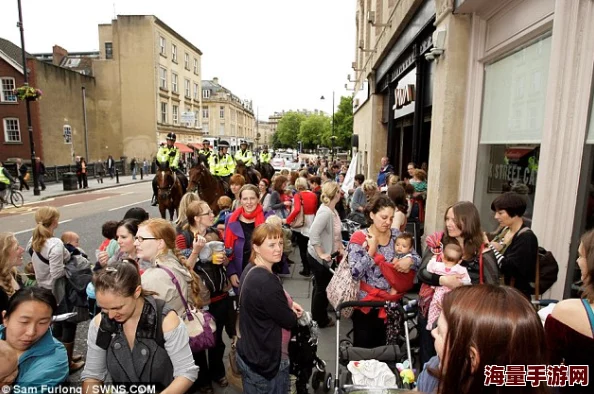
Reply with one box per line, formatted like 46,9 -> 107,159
14,219 -> 72,235
108,199 -> 151,212
59,219 -> 72,225
63,202 -> 83,207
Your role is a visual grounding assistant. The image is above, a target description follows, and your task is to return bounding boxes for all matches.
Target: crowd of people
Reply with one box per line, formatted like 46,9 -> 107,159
0,152 -> 592,394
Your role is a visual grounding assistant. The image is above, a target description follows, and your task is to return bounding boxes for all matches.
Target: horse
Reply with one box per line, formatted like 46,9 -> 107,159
254,160 -> 275,182
188,154 -> 229,212
155,162 -> 184,221
235,160 -> 260,185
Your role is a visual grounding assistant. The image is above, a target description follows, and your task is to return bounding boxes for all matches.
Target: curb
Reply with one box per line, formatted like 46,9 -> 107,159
39,179 -> 152,201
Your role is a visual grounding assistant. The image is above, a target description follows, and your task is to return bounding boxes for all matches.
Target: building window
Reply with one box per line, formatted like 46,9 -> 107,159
474,34 -> 552,229
193,58 -> 199,74
184,79 -> 191,98
160,102 -> 168,123
202,107 -> 209,119
203,89 -> 210,99
159,67 -> 167,90
3,118 -> 21,142
219,124 -> 225,136
172,105 -> 179,124
194,110 -> 199,127
159,36 -> 166,55
193,82 -> 199,100
171,72 -> 178,93
184,53 -> 190,70
105,42 -> 113,59
0,78 -> 17,102
171,44 -> 177,62
220,106 -> 225,119
203,124 -> 209,134
63,125 -> 72,144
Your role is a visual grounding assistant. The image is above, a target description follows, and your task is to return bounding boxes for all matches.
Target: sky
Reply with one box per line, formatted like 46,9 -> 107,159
0,0 -> 356,120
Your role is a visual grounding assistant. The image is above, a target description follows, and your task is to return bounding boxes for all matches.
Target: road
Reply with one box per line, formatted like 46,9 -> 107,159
6,183 -> 349,392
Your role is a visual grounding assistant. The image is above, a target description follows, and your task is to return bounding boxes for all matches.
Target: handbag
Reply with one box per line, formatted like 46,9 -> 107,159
289,192 -> 305,229
24,172 -> 30,182
326,251 -> 359,319
159,265 -> 216,353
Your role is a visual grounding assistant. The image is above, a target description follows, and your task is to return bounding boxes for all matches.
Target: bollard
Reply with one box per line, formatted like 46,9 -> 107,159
140,168 -> 143,180
115,169 -> 120,184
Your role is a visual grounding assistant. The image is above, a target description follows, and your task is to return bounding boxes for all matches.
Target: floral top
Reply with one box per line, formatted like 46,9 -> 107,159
348,228 -> 421,298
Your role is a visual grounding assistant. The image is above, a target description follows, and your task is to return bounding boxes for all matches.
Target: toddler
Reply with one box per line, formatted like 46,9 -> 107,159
392,233 -> 414,263
410,169 -> 427,194
0,340 -> 18,388
99,220 -> 119,258
426,243 -> 471,329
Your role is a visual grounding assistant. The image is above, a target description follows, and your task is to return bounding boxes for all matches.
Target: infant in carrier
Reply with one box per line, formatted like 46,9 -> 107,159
425,243 -> 470,329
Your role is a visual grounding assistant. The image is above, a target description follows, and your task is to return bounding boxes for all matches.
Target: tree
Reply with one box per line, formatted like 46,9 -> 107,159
331,95 -> 354,150
275,112 -> 306,148
299,114 -> 330,150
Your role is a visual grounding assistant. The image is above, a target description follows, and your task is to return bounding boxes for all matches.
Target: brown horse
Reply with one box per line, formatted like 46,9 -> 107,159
235,160 -> 260,185
156,162 -> 184,220
188,155 -> 228,212
254,160 -> 275,182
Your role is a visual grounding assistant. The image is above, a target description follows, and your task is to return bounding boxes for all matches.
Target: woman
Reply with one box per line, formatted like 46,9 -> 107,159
545,230 -> 594,392
259,179 -> 272,212
230,174 -> 246,211
269,175 -> 291,219
307,181 -> 344,328
387,184 -> 408,232
26,206 -> 85,372
425,285 -> 548,394
225,184 -> 271,289
236,223 -> 302,394
486,192 -> 538,299
0,233 -> 24,322
101,219 -> 151,272
175,200 -> 231,393
416,201 -> 499,365
285,177 -> 318,276
81,260 -> 198,392
174,191 -> 201,231
0,287 -> 68,388
348,194 -> 420,348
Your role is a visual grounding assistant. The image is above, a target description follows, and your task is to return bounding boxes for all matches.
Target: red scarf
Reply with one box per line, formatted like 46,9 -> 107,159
224,204 -> 266,254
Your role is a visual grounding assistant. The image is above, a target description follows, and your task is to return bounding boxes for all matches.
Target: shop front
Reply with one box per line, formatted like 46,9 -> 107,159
457,0 -> 594,299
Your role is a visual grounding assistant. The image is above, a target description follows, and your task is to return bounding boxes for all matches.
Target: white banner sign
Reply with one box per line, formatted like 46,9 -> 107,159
342,152 -> 358,194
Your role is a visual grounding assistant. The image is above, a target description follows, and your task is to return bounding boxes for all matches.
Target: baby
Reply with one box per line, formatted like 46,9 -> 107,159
0,340 -> 19,388
425,243 -> 471,329
61,231 -> 89,260
392,233 -> 414,264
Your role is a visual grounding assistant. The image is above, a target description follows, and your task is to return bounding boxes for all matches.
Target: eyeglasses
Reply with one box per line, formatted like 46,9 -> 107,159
134,236 -> 158,243
198,210 -> 214,216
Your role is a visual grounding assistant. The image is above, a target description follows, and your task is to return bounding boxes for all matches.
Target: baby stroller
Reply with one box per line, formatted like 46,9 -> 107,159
289,311 -> 332,393
334,299 -> 419,393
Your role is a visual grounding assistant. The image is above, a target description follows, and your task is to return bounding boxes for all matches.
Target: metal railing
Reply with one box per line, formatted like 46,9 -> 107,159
3,159 -> 129,184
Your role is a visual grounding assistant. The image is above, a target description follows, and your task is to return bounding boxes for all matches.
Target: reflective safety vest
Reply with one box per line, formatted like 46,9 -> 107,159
259,152 -> 271,163
208,153 -> 235,177
235,149 -> 253,166
0,167 -> 11,185
156,146 -> 180,169
198,149 -> 212,161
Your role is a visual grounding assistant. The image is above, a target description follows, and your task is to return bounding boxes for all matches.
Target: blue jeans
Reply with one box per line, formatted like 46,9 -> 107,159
236,353 -> 289,394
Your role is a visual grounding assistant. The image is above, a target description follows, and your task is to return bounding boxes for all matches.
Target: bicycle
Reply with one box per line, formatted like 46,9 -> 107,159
0,185 -> 24,211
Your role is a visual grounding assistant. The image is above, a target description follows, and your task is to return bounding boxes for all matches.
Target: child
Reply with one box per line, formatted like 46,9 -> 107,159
392,233 -> 414,266
0,340 -> 18,388
410,169 -> 427,194
214,195 -> 233,231
98,220 -> 119,258
425,243 -> 471,329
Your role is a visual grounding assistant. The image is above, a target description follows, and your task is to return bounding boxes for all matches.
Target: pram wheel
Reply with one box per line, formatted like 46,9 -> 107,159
312,370 -> 332,393
311,370 -> 323,391
322,371 -> 332,393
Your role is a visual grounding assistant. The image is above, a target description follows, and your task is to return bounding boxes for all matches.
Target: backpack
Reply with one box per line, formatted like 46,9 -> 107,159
517,228 -> 559,296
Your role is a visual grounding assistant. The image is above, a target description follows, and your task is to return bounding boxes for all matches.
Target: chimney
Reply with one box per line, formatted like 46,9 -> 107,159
213,77 -> 219,85
52,45 -> 68,66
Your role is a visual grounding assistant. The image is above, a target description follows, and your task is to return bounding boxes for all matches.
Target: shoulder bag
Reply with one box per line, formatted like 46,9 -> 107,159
326,247 -> 360,319
158,265 -> 216,353
289,192 -> 305,229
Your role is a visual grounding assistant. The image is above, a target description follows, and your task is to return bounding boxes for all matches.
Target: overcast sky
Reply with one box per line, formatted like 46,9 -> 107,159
0,0 -> 356,120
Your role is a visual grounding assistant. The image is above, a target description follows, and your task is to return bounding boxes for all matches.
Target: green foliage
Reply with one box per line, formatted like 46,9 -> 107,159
275,112 -> 306,148
332,96 -> 354,150
299,115 -> 330,149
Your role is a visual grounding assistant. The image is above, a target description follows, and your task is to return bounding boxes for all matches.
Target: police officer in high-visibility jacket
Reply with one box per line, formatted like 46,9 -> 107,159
234,140 -> 253,166
151,132 -> 187,206
0,161 -> 16,204
259,145 -> 272,164
208,141 -> 235,181
198,139 -> 213,163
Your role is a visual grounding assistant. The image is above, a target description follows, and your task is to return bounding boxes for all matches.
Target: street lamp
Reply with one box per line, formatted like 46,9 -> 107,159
320,92 -> 335,162
17,0 -> 40,196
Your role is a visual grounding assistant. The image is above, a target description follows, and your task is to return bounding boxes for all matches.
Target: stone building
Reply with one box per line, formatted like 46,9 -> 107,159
351,0 -> 594,299
255,119 -> 274,148
201,77 -> 255,155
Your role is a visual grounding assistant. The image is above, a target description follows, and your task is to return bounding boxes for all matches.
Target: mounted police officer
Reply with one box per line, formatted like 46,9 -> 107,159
198,139 -> 213,163
208,141 -> 235,183
234,140 -> 253,166
151,132 -> 188,206
259,145 -> 272,164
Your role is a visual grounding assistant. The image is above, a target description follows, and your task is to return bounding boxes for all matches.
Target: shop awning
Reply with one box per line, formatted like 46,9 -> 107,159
505,147 -> 535,160
188,143 -> 203,150
174,142 -> 193,153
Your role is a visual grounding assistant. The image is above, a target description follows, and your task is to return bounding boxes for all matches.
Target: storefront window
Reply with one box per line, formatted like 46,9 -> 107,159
474,35 -> 552,230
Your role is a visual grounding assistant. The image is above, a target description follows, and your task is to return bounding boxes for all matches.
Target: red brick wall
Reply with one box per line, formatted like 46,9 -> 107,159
0,57 -> 43,164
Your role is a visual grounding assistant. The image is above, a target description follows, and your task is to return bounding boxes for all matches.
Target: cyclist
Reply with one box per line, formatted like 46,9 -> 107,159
0,161 -> 16,204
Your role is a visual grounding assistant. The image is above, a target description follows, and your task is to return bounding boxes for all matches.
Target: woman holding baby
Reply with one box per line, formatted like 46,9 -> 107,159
348,194 -> 421,348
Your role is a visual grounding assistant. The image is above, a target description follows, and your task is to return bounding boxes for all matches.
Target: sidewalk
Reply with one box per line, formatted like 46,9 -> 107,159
17,174 -> 152,204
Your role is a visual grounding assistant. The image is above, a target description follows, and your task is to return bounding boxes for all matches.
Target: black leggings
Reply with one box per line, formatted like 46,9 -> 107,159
293,231 -> 311,273
417,311 -> 436,365
52,321 -> 77,343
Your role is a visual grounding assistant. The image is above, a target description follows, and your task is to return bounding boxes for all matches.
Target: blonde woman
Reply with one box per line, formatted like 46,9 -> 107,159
307,181 -> 344,328
175,192 -> 201,231
0,232 -> 24,322
26,206 -> 85,372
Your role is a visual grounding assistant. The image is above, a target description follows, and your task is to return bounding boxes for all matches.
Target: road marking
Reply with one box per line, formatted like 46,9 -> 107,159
96,196 -> 111,201
13,219 -> 72,235
63,202 -> 83,207
108,199 -> 151,212
59,219 -> 72,225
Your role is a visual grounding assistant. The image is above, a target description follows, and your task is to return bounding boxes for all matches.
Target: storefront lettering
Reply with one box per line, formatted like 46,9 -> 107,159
489,163 -> 537,186
393,84 -> 415,110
